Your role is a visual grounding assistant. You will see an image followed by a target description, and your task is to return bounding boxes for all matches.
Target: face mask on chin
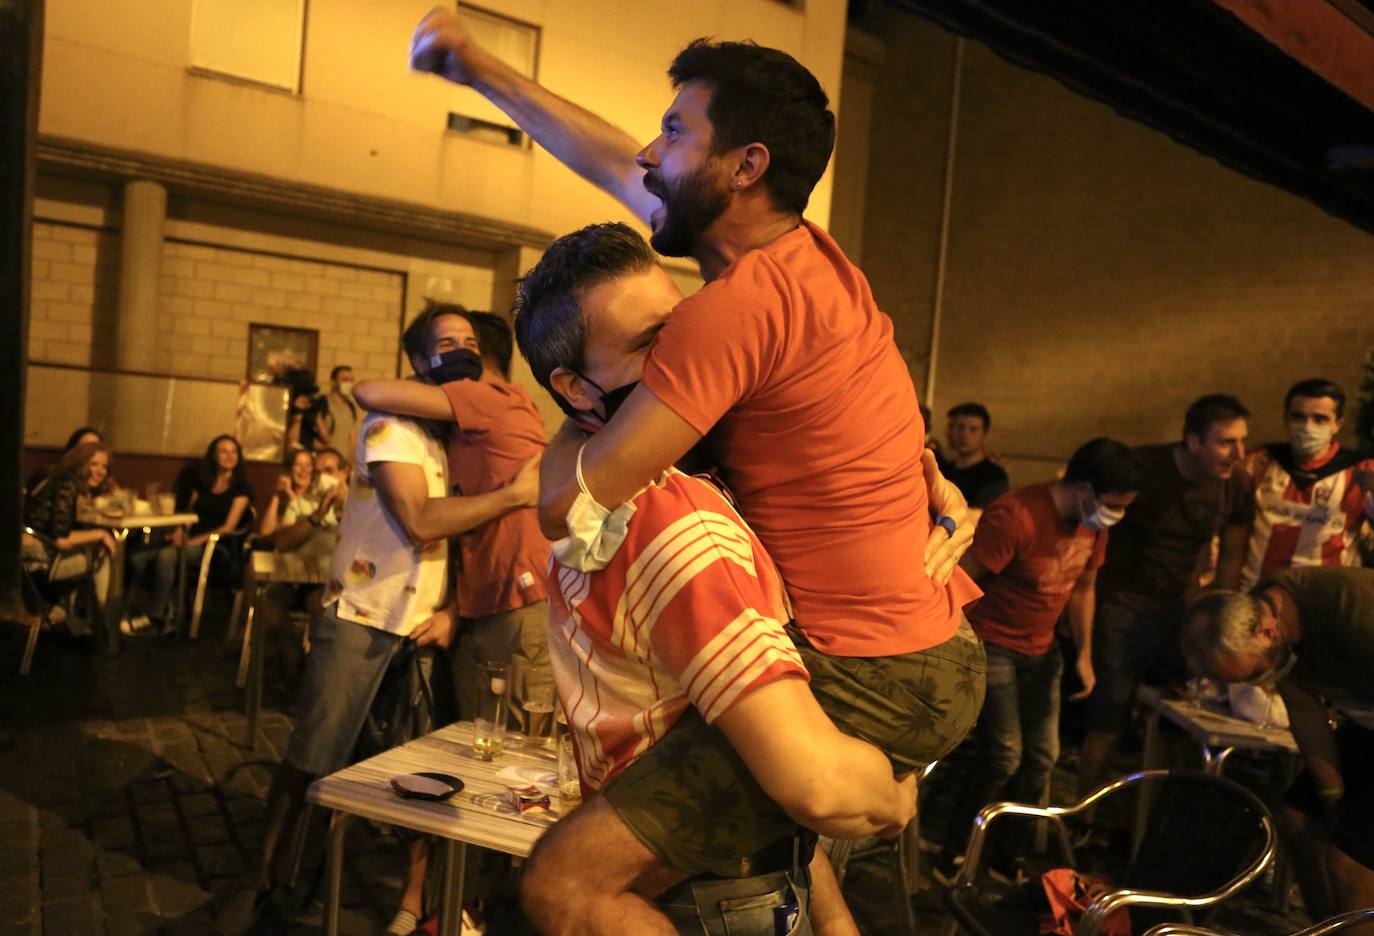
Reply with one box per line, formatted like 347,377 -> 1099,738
425,348 -> 483,385
1078,490 -> 1126,531
1289,423 -> 1334,461
1247,640 -> 1298,688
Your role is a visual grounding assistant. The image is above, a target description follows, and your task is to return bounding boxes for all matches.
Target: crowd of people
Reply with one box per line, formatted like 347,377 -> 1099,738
19,6 -> 1374,935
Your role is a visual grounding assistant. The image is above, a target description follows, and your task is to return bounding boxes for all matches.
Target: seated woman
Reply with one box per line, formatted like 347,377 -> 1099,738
125,435 -> 254,636
22,441 -> 119,634
26,426 -> 105,496
257,448 -> 343,559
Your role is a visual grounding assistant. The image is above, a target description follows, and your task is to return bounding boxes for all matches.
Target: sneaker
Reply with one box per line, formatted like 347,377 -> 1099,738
385,909 -> 419,935
119,615 -> 157,637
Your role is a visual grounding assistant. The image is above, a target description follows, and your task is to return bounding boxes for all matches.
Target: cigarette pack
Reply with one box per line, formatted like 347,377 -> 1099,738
506,785 -> 551,813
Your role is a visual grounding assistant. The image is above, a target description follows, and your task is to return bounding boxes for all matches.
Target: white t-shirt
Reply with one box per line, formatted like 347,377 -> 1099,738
323,413 -> 449,636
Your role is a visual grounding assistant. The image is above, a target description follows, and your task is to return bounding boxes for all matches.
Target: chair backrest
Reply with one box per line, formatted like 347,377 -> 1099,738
1123,771 -> 1271,898
1143,907 -> 1374,935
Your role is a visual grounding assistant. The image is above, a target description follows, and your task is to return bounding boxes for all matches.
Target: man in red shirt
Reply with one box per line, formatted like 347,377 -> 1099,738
934,439 -> 1142,881
1240,378 -> 1374,590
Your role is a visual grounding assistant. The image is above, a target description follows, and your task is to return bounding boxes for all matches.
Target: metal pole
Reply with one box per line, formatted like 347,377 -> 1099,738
923,37 -> 965,413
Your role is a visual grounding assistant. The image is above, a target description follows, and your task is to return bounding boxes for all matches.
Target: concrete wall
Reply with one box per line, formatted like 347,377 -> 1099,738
39,0 -> 846,237
846,13 -> 1374,484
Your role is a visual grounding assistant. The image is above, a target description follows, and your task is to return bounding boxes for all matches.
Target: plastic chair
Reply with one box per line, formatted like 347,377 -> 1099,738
1144,908 -> 1374,935
19,526 -> 102,674
943,770 -> 1277,936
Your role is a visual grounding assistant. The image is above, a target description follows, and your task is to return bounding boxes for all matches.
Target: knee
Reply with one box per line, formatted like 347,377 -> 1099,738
520,840 -> 582,936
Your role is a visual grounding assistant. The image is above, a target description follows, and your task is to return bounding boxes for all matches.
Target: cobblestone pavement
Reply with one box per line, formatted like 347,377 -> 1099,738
0,614 -> 1315,935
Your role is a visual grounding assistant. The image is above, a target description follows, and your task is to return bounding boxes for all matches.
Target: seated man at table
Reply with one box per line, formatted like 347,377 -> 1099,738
509,223 -> 926,936
214,305 -> 541,936
1182,567 -> 1374,926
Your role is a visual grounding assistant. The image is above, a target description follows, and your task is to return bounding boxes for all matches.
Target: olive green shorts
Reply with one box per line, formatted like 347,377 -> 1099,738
603,616 -> 987,876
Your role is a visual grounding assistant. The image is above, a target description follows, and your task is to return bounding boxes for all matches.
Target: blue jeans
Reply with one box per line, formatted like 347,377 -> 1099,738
944,642 -> 1063,855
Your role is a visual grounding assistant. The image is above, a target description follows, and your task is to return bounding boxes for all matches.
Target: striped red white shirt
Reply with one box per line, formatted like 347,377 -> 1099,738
547,468 -> 806,794
1241,443 -> 1374,590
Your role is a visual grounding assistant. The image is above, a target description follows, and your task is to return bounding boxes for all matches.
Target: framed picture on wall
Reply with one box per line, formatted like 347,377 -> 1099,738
246,324 -> 318,385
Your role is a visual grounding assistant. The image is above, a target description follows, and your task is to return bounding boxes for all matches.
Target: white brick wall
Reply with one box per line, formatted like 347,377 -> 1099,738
27,222 -> 120,367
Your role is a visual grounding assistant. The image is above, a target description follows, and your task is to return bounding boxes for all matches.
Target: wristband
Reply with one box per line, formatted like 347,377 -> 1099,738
935,514 -> 957,538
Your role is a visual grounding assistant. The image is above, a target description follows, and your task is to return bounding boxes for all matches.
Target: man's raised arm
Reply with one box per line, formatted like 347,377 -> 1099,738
410,6 -> 658,224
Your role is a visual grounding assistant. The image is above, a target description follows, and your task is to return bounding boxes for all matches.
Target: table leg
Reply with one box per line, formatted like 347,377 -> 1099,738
105,529 -> 130,655
1202,746 -> 1235,777
173,536 -> 187,636
245,585 -> 266,748
325,812 -> 352,936
439,840 -> 467,936
1133,709 -> 1163,853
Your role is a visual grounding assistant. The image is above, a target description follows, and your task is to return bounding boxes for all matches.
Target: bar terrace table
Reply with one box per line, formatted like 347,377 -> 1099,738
77,509 -> 198,653
307,721 -> 563,936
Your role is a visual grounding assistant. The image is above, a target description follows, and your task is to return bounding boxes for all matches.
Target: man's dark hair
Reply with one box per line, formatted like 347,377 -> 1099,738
329,364 -> 352,382
1284,378 -> 1346,418
468,311 -> 515,379
1064,438 -> 1145,496
402,300 -> 470,363
668,40 -> 835,215
316,446 -> 344,464
1183,393 -> 1250,440
513,222 -> 658,417
947,402 -> 991,431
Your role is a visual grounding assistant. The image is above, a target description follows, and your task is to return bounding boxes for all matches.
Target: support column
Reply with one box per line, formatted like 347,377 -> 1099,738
115,179 -> 166,372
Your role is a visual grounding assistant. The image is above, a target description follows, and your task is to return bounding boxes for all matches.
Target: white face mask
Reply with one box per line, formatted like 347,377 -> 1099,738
1288,423 -> 1333,460
1079,491 -> 1126,531
338,380 -> 355,396
551,443 -> 638,572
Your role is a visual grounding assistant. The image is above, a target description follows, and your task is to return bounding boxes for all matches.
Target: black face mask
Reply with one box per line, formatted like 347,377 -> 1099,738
426,348 -> 483,384
577,374 -> 639,423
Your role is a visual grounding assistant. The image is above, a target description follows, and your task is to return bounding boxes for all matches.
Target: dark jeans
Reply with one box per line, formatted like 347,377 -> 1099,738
945,642 -> 1062,855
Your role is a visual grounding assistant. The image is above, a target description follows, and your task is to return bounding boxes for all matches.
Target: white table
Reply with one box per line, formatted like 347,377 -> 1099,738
78,510 -> 198,653
1136,684 -> 1300,911
307,721 -> 562,936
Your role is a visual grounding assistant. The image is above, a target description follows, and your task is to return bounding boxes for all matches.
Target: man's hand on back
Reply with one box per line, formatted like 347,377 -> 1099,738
922,449 -> 973,585
509,455 -> 541,509
411,606 -> 455,648
411,6 -> 489,86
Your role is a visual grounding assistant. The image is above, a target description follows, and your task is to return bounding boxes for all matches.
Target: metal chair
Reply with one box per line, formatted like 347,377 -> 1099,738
18,526 -> 103,674
185,515 -> 253,639
943,769 -> 1277,936
1144,908 -> 1374,935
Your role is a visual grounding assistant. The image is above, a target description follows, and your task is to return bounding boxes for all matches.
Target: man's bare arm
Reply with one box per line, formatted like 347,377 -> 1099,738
1215,522 -> 1249,591
352,380 -> 455,422
714,675 -> 916,840
372,457 -> 538,545
538,385 -> 701,537
410,7 -> 657,223
1279,682 -> 1344,801
1067,568 -> 1098,701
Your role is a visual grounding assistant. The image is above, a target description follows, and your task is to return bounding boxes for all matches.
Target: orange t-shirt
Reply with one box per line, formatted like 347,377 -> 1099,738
641,222 -> 979,656
442,379 -> 551,618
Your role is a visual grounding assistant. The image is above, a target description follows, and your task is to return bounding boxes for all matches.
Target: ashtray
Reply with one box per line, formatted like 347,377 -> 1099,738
389,772 -> 464,801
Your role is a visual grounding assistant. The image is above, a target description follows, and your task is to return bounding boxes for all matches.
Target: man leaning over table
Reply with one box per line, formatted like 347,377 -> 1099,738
213,305 -> 540,936
1183,567 -> 1374,929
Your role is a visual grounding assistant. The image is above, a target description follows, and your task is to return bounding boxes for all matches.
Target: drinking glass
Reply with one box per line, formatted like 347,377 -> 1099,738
521,680 -> 557,752
557,731 -> 582,807
472,660 -> 509,761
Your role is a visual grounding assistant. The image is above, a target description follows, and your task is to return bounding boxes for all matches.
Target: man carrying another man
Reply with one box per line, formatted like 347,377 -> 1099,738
1184,567 -> 1374,928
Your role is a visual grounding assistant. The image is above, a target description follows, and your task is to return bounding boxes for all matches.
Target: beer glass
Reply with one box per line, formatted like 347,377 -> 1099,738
472,660 -> 508,761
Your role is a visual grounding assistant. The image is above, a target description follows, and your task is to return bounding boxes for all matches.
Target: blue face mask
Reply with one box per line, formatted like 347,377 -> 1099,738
427,348 -> 482,384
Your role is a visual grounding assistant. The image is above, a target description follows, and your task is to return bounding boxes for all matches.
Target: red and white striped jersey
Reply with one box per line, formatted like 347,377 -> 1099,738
1241,443 -> 1374,589
547,468 -> 806,794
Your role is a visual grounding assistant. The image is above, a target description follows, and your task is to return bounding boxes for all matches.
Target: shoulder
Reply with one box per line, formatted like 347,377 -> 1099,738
626,471 -> 750,539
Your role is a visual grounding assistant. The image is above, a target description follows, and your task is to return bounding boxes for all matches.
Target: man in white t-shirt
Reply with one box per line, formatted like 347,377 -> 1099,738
214,307 -> 539,936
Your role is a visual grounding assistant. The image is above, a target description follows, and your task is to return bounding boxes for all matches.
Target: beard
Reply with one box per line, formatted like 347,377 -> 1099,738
644,162 -> 731,258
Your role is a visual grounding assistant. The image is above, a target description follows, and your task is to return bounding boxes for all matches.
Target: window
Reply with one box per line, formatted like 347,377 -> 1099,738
189,0 -> 307,93
448,6 -> 539,143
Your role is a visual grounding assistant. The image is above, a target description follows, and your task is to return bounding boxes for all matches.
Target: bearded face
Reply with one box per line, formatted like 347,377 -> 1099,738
643,157 -> 732,258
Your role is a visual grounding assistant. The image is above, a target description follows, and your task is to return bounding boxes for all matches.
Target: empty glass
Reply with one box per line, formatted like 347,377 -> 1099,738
472,660 -> 509,761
